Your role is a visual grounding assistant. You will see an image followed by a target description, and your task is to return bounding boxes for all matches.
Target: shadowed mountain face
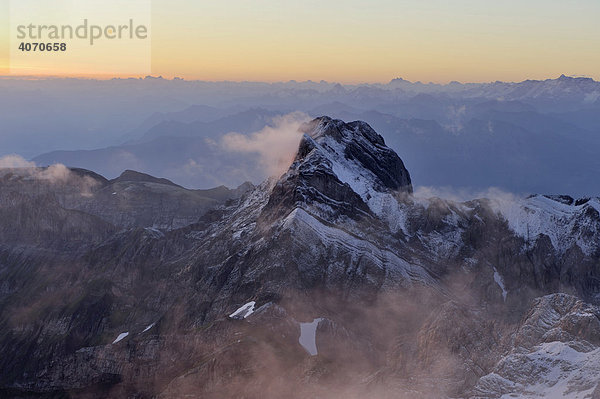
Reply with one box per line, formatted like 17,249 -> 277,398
1,118 -> 600,398
0,167 -> 253,233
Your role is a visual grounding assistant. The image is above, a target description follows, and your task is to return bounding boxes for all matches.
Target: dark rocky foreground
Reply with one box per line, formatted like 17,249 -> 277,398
0,117 -> 599,398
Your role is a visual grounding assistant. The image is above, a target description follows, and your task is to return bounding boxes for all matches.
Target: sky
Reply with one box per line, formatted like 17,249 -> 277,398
1,0 -> 599,83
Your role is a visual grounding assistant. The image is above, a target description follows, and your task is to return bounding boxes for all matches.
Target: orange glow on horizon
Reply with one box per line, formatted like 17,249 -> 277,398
1,0 -> 599,84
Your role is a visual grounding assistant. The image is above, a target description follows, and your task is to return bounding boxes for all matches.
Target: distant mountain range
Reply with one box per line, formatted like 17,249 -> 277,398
29,75 -> 600,195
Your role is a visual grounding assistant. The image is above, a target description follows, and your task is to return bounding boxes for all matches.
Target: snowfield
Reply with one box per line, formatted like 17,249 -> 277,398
494,195 -> 600,255
299,318 -> 324,356
493,267 -> 508,302
474,342 -> 600,399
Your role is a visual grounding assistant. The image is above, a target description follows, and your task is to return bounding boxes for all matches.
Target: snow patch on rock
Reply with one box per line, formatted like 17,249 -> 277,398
112,332 -> 129,344
229,301 -> 256,319
299,318 -> 323,356
493,267 -> 508,302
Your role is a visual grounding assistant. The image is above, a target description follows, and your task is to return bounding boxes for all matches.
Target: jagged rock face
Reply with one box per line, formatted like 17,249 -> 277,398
1,118 -> 600,398
265,116 -> 412,222
264,135 -> 371,221
414,301 -> 504,395
301,117 -> 413,193
471,294 -> 600,399
514,294 -> 600,349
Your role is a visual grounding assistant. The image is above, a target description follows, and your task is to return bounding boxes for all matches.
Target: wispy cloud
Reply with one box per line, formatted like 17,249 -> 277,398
0,154 -> 36,169
413,185 -> 520,203
0,154 -> 100,195
221,112 -> 310,177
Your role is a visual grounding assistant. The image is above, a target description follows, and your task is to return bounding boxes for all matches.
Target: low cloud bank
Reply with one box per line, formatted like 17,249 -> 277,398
0,154 -> 36,169
0,154 -> 100,195
413,185 -> 520,203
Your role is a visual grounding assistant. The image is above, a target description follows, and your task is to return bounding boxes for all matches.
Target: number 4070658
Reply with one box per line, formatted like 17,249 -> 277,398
18,42 -> 67,52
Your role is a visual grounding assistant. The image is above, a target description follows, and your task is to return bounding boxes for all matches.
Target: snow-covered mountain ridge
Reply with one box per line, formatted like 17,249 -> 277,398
1,116 -> 599,398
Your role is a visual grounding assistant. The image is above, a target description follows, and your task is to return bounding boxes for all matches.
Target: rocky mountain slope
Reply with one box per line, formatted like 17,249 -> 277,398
0,167 -> 253,232
1,117 -> 599,398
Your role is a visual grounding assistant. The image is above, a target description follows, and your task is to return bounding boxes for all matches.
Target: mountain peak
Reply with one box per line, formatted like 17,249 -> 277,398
264,117 -> 412,223
111,170 -> 182,187
301,116 -> 386,146
296,117 -> 412,193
